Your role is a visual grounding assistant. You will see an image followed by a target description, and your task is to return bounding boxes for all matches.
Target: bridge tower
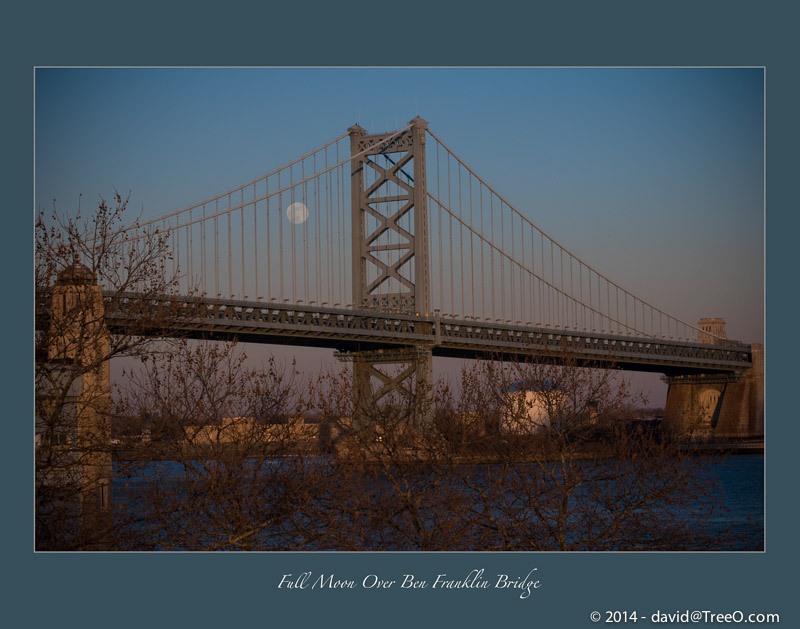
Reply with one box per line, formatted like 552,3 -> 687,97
36,256 -> 112,547
347,117 -> 433,429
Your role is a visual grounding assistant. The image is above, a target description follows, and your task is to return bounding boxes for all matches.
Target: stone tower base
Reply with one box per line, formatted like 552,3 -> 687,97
662,343 -> 763,441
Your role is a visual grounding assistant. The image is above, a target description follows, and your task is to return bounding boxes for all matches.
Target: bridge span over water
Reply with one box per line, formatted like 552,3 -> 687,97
107,292 -> 752,378
42,117 -> 763,439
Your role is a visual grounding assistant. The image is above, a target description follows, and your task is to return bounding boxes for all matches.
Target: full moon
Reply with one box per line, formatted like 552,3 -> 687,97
286,202 -> 309,224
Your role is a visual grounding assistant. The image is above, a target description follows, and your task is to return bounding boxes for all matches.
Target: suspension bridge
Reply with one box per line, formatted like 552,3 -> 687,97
47,117 -> 763,438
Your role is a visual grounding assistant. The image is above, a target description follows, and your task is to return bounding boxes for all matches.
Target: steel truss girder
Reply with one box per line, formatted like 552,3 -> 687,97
662,373 -> 745,385
77,290 -> 752,375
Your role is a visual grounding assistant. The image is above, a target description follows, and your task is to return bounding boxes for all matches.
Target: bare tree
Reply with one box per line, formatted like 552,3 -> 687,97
35,193 -> 177,550
305,362 -> 480,551
446,357 -> 737,551
304,354 -> 743,551
111,339 -> 341,551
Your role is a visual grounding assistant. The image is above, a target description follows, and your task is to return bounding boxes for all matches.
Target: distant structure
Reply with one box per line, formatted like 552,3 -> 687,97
36,256 -> 112,548
500,381 -> 598,433
183,416 -> 319,446
662,318 -> 763,442
501,382 -> 560,433
697,317 -> 727,344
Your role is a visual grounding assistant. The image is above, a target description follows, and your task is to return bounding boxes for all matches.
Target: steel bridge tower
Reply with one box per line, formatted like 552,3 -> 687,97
347,117 -> 432,428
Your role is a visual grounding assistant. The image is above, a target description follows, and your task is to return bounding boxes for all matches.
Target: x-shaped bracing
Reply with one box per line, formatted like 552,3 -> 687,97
360,152 -> 418,301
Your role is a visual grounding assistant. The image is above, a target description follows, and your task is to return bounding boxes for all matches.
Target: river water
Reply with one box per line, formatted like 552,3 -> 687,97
112,452 -> 764,551
702,453 -> 764,550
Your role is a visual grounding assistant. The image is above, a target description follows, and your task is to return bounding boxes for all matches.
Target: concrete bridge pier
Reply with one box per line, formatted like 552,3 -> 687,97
662,343 -> 763,441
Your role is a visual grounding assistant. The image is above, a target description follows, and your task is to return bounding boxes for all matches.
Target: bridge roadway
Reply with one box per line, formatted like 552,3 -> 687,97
105,293 -> 752,377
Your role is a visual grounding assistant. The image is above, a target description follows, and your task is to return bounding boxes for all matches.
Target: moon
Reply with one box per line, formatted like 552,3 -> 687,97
286,202 -> 309,224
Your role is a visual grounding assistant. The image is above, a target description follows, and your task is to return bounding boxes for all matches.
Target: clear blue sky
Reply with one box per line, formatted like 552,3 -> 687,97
35,68 -> 764,403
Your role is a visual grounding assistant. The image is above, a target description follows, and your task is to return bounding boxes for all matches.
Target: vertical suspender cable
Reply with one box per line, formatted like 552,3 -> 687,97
300,161 -> 311,303
599,279 -> 604,332
214,201 -> 219,296
469,174 -> 474,316
437,142 -> 443,312
458,163 -> 464,317
531,227 -> 535,324
338,147 -> 344,304
520,218 -> 524,322
335,145 -> 340,304
302,160 -> 309,302
201,205 -> 206,293
448,152 -> 454,315
326,150 -> 332,303
540,233 -> 544,325
241,189 -> 245,297
291,167 -> 296,303
510,206 -> 514,320
500,201 -> 505,320
570,257 -> 575,329
254,184 -> 258,300
185,224 -> 190,292
549,240 -> 554,328
490,195 -> 495,319
266,178 -> 271,300
227,194 -> 232,297
278,172 -> 284,300
480,183 -> 485,318
560,248 -> 564,328
579,262 -> 583,329
314,155 -> 320,304
188,209 -> 193,288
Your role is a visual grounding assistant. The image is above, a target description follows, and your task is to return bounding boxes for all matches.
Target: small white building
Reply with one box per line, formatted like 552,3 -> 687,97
500,381 -> 565,434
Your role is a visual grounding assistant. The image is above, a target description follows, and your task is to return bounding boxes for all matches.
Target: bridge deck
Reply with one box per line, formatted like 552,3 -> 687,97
104,295 -> 752,377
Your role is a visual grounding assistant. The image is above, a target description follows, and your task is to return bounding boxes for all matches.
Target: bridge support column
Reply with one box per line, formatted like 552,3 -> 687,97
347,118 -> 432,431
662,343 -> 764,441
342,348 -> 433,433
